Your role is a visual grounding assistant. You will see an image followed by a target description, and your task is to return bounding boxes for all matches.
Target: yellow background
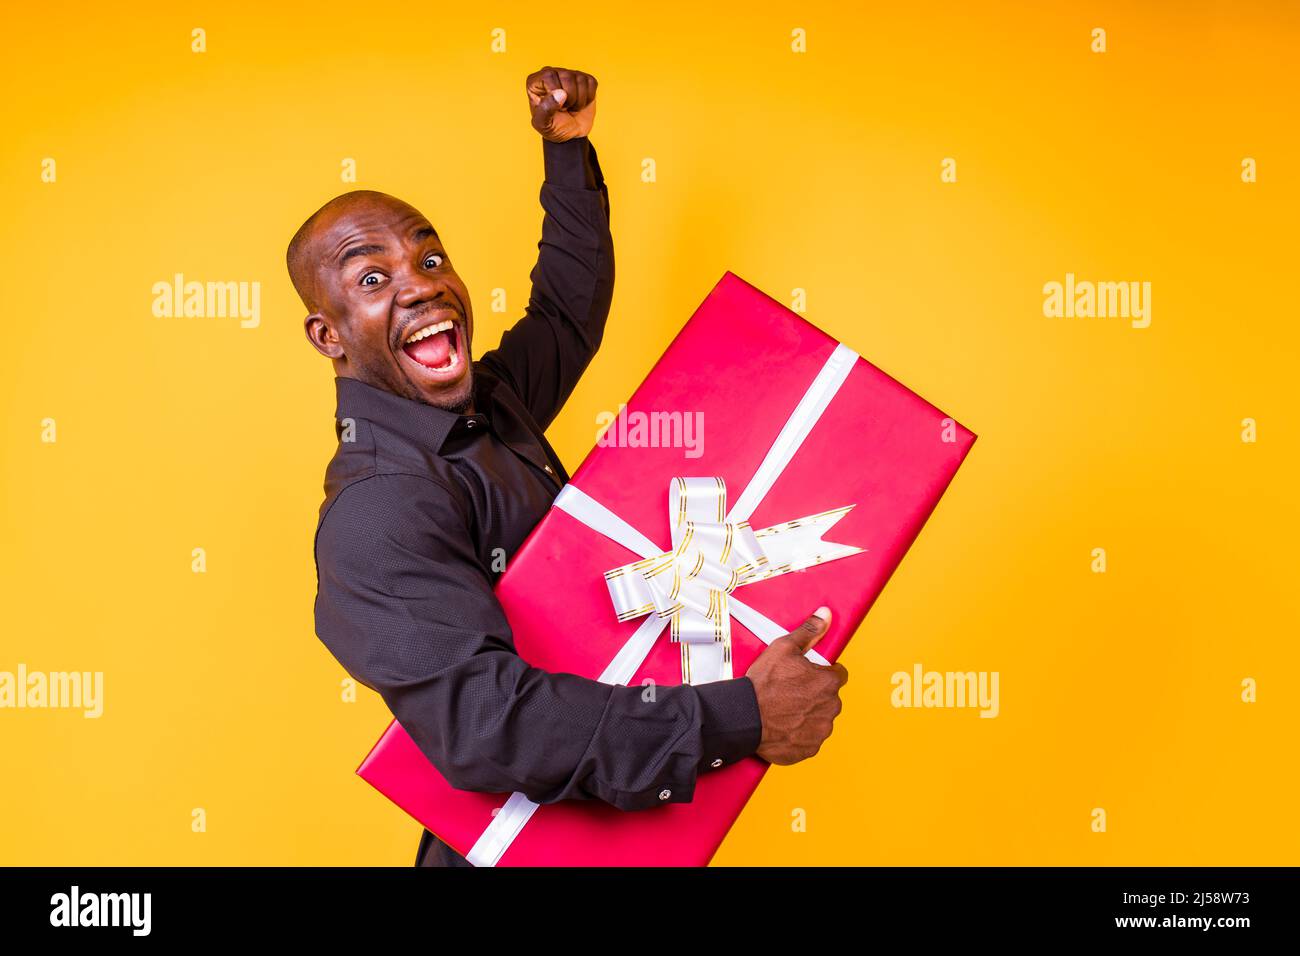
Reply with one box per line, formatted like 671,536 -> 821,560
2,1 -> 1296,865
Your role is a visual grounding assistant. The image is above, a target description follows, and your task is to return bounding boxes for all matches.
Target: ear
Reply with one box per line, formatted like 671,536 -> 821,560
304,312 -> 345,360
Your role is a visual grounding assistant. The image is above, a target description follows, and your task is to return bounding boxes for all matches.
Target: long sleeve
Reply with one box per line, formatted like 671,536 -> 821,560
477,136 -> 614,432
314,473 -> 763,811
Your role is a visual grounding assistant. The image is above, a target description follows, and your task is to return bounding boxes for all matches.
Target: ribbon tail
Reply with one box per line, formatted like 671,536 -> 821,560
745,505 -> 866,583
681,641 -> 731,684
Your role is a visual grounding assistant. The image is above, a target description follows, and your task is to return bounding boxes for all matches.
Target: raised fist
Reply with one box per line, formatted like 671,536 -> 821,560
527,66 -> 598,143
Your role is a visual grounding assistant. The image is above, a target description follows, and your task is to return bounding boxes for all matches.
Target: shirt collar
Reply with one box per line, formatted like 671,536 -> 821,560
333,368 -> 497,454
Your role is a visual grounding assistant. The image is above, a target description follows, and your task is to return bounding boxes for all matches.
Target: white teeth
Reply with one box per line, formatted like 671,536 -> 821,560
401,318 -> 461,373
403,319 -> 454,346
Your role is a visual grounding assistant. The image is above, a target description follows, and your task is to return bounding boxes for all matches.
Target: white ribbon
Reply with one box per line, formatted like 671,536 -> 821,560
601,477 -> 863,683
466,343 -> 862,866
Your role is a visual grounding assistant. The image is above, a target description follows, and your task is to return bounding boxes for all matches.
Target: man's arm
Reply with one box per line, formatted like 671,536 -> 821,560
314,473 -> 761,810
476,133 -> 614,432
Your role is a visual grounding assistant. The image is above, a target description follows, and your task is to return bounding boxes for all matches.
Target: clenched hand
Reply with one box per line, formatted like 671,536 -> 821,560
527,65 -> 598,142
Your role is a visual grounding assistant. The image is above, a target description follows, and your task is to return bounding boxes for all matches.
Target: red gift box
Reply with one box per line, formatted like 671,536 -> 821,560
357,271 -> 977,865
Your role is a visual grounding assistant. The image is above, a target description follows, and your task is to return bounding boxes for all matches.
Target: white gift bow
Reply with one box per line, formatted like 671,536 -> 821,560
466,342 -> 862,867
602,476 -> 864,684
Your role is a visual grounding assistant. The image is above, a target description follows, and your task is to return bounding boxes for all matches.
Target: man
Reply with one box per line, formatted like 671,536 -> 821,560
288,66 -> 849,867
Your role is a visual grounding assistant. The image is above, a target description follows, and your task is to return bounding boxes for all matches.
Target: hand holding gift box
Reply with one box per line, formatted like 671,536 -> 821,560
358,271 -> 977,865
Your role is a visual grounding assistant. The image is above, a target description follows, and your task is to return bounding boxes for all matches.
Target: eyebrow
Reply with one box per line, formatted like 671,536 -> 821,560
335,226 -> 440,267
337,243 -> 385,266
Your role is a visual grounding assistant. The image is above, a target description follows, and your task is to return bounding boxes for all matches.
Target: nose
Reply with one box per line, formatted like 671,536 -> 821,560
393,263 -> 445,312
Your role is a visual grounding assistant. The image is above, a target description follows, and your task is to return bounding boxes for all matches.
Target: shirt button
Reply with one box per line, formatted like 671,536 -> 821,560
543,465 -> 554,474
658,789 -> 672,801
710,758 -> 723,768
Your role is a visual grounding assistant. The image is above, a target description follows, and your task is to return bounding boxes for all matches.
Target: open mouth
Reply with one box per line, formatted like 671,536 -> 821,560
399,314 -> 465,379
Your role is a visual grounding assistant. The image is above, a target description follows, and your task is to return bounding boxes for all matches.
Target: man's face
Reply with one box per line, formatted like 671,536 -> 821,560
300,195 -> 475,412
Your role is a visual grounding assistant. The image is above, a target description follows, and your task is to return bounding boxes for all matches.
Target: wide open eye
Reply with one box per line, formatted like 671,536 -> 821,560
360,271 -> 384,287
423,253 -> 444,269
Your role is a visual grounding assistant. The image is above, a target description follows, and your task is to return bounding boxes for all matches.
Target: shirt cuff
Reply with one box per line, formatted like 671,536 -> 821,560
694,676 -> 763,772
542,136 -> 604,190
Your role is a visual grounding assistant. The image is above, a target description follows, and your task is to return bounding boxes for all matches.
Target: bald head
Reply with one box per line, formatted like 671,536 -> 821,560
286,190 -> 434,313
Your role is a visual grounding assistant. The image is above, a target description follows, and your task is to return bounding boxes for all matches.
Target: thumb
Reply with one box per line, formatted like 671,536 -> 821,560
785,606 -> 832,654
533,87 -> 567,125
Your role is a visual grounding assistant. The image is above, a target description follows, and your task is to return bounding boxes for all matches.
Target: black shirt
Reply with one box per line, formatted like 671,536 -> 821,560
312,136 -> 764,867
